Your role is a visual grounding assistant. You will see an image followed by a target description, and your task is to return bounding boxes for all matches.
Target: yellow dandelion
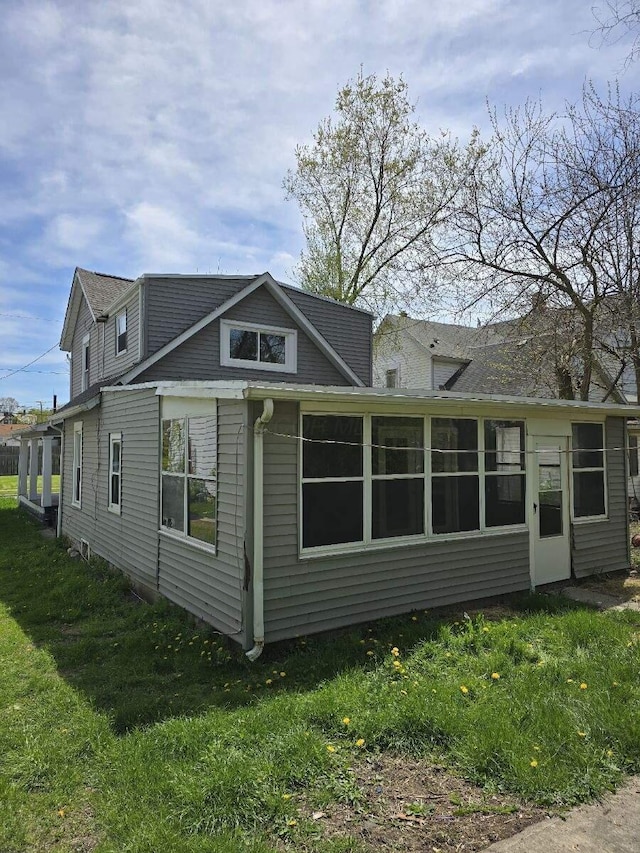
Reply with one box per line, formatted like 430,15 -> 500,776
533,745 -> 540,751
366,650 -> 374,656
578,731 -> 586,738
57,809 -> 65,817
391,647 -> 400,657
412,616 -> 418,621
356,738 -> 365,747
491,672 -> 500,680
606,749 -> 613,757
265,678 -> 273,685
282,793 -> 291,800
359,639 -> 365,644
460,685 -> 469,694
280,671 -> 286,677
287,819 -> 297,827
580,683 -> 588,690
326,744 -> 336,753
482,626 -> 490,632
342,717 -> 351,725
530,760 -> 538,768
567,678 -> 573,683
612,681 -> 619,687
393,659 -> 402,668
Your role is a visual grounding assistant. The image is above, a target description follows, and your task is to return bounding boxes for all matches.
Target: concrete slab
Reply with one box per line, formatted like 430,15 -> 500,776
485,776 -> 640,852
560,586 -> 640,612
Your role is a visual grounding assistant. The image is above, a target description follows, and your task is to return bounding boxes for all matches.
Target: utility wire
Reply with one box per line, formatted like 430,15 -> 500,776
0,344 -> 61,381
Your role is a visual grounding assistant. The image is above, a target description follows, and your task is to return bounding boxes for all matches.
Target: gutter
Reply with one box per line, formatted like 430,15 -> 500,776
245,398 -> 274,661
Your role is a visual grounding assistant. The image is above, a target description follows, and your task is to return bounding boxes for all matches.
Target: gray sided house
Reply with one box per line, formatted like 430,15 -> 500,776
17,268 -> 637,655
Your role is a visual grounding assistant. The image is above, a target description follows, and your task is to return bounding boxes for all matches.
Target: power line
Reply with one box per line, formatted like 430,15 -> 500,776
0,368 -> 68,375
0,344 -> 61,381
0,313 -> 62,323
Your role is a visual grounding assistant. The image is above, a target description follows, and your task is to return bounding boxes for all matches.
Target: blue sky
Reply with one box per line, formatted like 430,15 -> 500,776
0,0 -> 637,408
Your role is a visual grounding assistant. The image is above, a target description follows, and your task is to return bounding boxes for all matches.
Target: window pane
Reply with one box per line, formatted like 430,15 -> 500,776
432,418 -> 478,473
111,440 -> 121,474
629,435 -> 638,478
485,421 -> 524,472
162,419 -> 184,473
260,333 -> 286,364
229,329 -> 258,360
162,474 -> 184,531
485,474 -> 525,527
302,416 -> 363,479
302,481 -> 363,547
188,416 -> 217,477
372,416 -> 424,475
573,471 -> 605,517
110,473 -> 120,506
373,478 -> 424,539
539,491 -> 562,537
539,466 -> 561,491
385,369 -> 397,388
432,476 -> 479,533
188,478 -> 216,544
572,423 -> 604,468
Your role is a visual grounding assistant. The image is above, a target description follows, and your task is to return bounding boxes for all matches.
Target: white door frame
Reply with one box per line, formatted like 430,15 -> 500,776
527,422 -> 572,587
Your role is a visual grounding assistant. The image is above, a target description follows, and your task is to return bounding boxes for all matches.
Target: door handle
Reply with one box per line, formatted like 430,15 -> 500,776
533,502 -> 538,514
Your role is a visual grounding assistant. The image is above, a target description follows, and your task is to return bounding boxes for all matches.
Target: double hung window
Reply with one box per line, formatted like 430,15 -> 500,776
484,421 -> 526,527
82,335 -> 90,391
72,421 -> 83,508
431,418 -> 479,534
572,423 -> 606,518
161,415 -> 217,547
116,310 -> 127,355
372,416 -> 424,539
108,433 -> 122,513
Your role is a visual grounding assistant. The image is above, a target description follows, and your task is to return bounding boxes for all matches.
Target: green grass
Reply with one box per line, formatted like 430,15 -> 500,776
0,474 -> 60,497
1,497 -> 639,851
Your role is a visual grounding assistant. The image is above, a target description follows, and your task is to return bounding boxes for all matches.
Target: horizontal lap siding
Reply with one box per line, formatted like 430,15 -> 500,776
139,286 -> 348,385
103,289 -> 141,376
157,399 -> 246,642
70,297 -> 94,399
572,417 -> 630,577
61,391 -> 160,588
262,401 -> 530,642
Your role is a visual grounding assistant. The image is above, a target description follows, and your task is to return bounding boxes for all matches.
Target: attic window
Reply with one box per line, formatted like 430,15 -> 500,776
220,320 -> 297,373
116,310 -> 127,355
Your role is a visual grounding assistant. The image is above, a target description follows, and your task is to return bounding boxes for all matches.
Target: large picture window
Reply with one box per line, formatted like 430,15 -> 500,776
220,320 -> 297,373
161,414 -> 217,547
572,423 -> 606,518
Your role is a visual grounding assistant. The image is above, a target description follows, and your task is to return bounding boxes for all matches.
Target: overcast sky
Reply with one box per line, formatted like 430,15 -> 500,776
0,0 -> 637,408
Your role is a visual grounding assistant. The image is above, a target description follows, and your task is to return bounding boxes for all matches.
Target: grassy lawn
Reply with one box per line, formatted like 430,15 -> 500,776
0,474 -> 61,498
1,498 -> 639,852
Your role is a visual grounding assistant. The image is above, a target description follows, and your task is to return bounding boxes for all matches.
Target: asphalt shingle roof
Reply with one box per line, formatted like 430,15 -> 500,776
76,268 -> 134,316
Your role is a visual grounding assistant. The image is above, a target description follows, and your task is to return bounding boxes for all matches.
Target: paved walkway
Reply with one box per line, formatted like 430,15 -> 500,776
486,776 -> 640,852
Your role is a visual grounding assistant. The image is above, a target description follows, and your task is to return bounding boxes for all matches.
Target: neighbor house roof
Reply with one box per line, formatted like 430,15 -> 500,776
0,423 -> 24,441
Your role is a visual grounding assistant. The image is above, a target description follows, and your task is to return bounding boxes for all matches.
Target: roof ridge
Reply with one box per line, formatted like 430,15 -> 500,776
77,268 -> 134,283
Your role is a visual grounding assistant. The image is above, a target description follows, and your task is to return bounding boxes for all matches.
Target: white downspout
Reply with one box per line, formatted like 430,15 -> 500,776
245,398 -> 274,661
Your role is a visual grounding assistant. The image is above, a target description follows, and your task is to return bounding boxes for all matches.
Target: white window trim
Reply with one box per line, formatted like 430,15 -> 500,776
72,420 -> 83,508
159,414 -> 217,553
116,309 -> 128,356
570,421 -> 608,522
220,319 -> 297,373
299,412 -> 528,557
108,432 -> 122,515
82,334 -> 90,392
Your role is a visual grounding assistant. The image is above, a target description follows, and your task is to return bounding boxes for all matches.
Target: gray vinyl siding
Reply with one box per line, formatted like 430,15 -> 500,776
260,401 -> 530,642
283,286 -> 373,385
145,276 -> 253,355
70,297 -> 95,399
572,417 -> 630,577
433,360 -> 465,390
60,389 -> 160,588
138,286 -> 348,385
103,287 -> 141,377
157,398 -> 247,643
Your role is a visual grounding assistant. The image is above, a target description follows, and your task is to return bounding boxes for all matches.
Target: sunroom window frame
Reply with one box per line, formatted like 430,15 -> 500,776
220,319 -> 297,373
570,421 -> 608,522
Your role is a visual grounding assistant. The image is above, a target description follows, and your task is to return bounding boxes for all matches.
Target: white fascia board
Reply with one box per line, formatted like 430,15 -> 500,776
262,275 -> 365,386
118,274 -> 271,383
100,380 -> 249,400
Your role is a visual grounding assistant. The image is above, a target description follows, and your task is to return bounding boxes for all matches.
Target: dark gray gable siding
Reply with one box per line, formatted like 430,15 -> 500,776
138,285 -> 348,385
572,417 -> 630,577
283,287 -> 373,385
60,389 -> 159,590
144,276 -> 256,356
260,401 -> 530,642
157,398 -> 247,642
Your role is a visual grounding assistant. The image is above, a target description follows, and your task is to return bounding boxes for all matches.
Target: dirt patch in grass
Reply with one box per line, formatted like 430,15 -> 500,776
294,755 -> 551,852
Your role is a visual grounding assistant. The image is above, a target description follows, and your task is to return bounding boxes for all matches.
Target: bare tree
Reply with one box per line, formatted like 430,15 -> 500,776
449,86 -> 640,401
592,1 -> 640,66
284,71 -> 479,316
